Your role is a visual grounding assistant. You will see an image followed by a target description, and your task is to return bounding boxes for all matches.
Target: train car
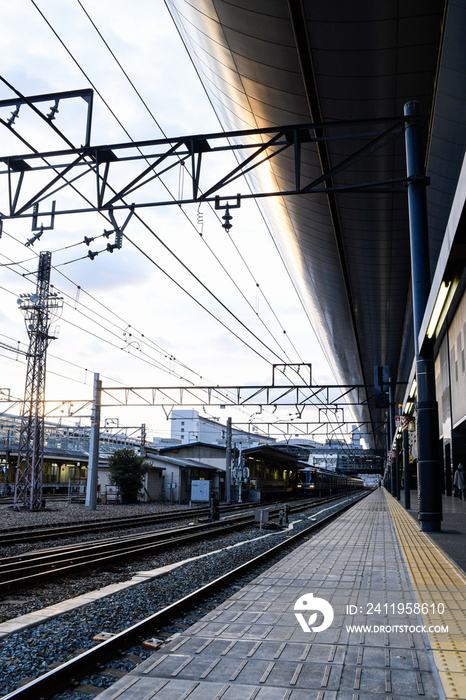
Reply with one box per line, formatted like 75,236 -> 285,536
238,446 -> 364,502
296,466 -> 364,496
240,445 -> 298,502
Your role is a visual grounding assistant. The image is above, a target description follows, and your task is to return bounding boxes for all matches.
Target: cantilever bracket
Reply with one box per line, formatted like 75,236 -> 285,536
32,201 -> 56,231
105,206 -> 135,252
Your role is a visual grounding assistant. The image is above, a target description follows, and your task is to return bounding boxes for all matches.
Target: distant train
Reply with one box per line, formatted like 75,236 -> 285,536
239,446 -> 364,502
296,466 -> 364,496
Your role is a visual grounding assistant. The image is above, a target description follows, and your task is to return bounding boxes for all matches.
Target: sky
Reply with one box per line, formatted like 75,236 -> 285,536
0,0 -> 337,443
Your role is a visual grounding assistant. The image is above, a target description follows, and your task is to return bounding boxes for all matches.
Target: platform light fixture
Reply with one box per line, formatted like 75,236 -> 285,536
427,281 -> 451,339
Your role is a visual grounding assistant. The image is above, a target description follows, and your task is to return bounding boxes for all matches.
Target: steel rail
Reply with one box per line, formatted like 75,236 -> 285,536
0,496 -> 342,590
0,499 -> 276,544
0,505 -> 210,543
0,515 -> 255,592
0,493 -> 360,592
1,491 -> 370,700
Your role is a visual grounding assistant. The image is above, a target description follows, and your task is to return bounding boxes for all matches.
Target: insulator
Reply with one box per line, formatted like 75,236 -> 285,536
25,228 -> 44,247
7,105 -> 20,127
88,250 -> 99,260
222,205 -> 233,232
47,100 -> 59,121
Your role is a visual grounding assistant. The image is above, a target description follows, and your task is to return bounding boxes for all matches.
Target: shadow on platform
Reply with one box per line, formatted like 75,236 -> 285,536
398,489 -> 466,575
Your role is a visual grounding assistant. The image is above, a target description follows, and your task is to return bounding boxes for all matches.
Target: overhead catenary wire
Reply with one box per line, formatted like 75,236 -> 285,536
33,0 -> 301,365
1,2 -> 315,428
2,18 -> 290,371
0,239 -> 261,416
74,0 -> 300,362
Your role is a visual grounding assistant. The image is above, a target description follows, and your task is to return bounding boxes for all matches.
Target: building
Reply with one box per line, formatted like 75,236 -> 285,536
97,451 -> 222,504
170,410 -> 275,447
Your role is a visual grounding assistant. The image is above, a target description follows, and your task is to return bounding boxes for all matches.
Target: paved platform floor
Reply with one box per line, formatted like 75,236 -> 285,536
96,489 -> 466,700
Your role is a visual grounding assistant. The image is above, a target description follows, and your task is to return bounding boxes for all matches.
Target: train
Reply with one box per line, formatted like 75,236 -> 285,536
238,446 -> 365,501
296,466 -> 364,496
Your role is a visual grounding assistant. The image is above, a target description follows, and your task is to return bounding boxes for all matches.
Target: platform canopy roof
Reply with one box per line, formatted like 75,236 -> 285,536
166,0 -> 466,447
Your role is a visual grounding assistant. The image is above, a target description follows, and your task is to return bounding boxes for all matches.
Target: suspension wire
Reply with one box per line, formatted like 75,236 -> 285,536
164,0 -> 316,363
71,0 -> 300,362
13,4 -> 292,368
0,245 -> 201,382
3,2 -> 311,426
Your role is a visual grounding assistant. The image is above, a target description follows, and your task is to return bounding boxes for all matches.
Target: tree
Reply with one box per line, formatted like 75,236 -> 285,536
107,448 -> 149,504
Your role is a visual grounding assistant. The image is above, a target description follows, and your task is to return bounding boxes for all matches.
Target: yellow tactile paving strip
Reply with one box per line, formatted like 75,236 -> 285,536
386,490 -> 466,700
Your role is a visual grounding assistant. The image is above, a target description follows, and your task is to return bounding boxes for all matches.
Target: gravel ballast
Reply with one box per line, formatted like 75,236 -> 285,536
0,495 -> 362,697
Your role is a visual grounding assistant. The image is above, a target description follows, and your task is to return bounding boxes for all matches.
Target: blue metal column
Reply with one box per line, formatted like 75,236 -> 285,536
404,101 -> 442,532
396,435 -> 401,500
403,422 -> 411,510
389,377 -> 396,496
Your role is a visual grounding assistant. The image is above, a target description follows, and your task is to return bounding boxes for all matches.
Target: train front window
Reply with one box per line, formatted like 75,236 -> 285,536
297,469 -> 316,485
297,470 -> 308,485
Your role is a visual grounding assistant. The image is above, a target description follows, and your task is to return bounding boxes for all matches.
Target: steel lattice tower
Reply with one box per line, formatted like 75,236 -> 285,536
14,251 -> 62,510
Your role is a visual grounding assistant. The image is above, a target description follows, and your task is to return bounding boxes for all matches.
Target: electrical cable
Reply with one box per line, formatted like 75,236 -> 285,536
0,328 -> 173,393
0,245 -> 320,432
0,231 -> 203,382
0,246 -> 200,382
33,0 -> 301,364
164,0 -> 322,364
0,241 -> 261,417
0,242 -> 299,426
4,3 -> 311,427
1,73 -> 289,371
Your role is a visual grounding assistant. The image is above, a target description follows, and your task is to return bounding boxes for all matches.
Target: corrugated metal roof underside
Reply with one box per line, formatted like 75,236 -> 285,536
166,0 -> 466,446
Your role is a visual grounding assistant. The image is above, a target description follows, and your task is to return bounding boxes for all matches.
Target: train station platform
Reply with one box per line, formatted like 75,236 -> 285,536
97,489 -> 466,700
401,489 -> 466,574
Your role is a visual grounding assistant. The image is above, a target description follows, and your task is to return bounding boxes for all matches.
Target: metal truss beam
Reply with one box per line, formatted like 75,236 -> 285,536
0,88 -> 413,223
39,383 -> 374,414
101,383 -> 373,408
230,420 -> 386,438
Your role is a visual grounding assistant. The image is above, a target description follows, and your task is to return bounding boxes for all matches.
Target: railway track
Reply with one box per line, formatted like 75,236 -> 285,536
0,514 -> 257,592
0,490 -> 369,700
0,495 -> 351,592
0,498 -> 305,545
0,503 -> 232,545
